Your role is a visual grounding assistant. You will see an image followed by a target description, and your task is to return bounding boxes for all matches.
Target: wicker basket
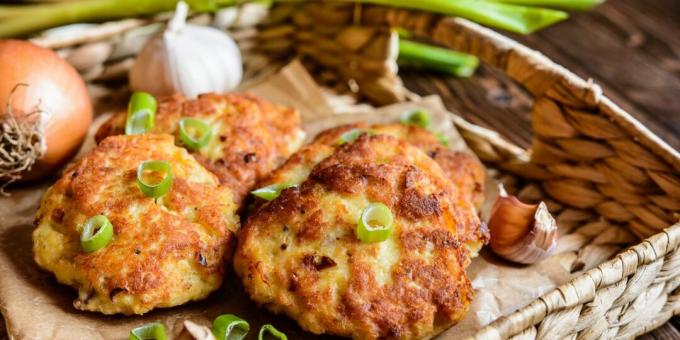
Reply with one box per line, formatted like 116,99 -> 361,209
25,3 -> 680,339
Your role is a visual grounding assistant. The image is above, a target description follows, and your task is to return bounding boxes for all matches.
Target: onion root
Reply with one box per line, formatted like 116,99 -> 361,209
0,84 -> 46,195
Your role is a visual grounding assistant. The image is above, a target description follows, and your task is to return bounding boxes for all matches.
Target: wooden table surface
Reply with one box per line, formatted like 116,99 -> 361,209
1,0 -> 678,339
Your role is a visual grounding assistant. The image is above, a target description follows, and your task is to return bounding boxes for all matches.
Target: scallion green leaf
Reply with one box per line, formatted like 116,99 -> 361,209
356,202 -> 394,243
0,0 -> 230,38
136,160 -> 173,198
251,183 -> 296,201
129,322 -> 168,340
178,117 -> 212,150
358,0 -> 568,34
212,314 -> 249,340
126,92 -> 157,135
485,0 -> 604,11
400,109 -> 431,129
258,324 -> 287,340
80,214 -> 114,253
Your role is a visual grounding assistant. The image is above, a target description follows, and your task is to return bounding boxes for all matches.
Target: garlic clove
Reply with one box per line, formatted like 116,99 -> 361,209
488,193 -> 558,265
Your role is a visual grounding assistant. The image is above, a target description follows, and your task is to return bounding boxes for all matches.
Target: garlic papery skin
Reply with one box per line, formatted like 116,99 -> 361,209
129,1 -> 242,98
488,192 -> 558,265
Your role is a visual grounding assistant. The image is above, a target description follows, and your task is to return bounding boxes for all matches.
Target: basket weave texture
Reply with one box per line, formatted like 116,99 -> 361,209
28,4 -> 680,339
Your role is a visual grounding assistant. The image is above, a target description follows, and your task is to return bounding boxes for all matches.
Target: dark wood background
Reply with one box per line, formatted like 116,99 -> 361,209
1,0 -> 678,339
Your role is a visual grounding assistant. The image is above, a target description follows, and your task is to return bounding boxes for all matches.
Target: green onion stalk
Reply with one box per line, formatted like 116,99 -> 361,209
0,0 -> 238,38
398,38 -> 480,77
356,0 -> 569,34
0,0 -> 603,38
483,0 -> 605,11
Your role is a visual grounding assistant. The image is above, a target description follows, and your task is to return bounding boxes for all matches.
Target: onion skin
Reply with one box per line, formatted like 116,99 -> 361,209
0,39 -> 92,182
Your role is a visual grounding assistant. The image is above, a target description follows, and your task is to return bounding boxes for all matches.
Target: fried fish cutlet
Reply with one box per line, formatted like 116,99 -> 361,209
33,134 -> 239,315
259,122 -> 488,256
95,93 -> 305,205
235,134 -> 480,339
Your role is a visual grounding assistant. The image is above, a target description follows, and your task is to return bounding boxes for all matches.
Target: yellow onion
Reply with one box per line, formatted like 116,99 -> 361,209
0,39 -> 92,189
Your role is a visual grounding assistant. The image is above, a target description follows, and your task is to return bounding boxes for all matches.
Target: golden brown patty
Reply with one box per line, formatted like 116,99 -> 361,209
33,134 -> 239,315
95,93 -> 305,205
235,134 -> 480,339
313,123 -> 486,211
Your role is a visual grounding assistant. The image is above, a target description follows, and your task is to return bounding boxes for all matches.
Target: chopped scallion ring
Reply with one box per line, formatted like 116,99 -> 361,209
251,183 -> 296,201
212,314 -> 250,340
338,128 -> 365,145
356,202 -> 394,243
136,160 -> 173,198
258,324 -> 287,340
400,109 -> 431,129
129,322 -> 168,340
126,110 -> 155,135
126,92 -> 157,135
436,132 -> 450,146
80,214 -> 114,253
178,117 -> 212,150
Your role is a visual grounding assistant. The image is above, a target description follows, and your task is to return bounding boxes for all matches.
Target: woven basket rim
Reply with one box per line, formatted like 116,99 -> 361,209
470,222 -> 680,339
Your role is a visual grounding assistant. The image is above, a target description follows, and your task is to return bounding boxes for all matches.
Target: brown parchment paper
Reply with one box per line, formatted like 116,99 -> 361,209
0,61 -> 577,340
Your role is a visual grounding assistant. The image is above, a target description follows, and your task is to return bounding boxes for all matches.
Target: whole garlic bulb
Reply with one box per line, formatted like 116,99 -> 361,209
129,1 -> 242,98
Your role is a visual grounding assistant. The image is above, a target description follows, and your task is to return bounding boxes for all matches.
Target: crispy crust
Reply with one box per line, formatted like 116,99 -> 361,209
33,134 -> 240,315
235,134 -> 480,339
95,93 -> 305,205
313,123 -> 486,211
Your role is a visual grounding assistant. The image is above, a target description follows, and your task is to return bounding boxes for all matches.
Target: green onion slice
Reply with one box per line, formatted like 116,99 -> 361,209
251,183 -> 296,201
338,129 -> 363,145
126,92 -> 157,135
436,132 -> 450,147
212,314 -> 250,340
136,160 -> 173,198
80,214 -> 114,253
356,203 -> 394,243
338,129 -> 377,145
258,324 -> 287,340
400,109 -> 431,129
178,117 -> 212,150
129,322 -> 168,340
